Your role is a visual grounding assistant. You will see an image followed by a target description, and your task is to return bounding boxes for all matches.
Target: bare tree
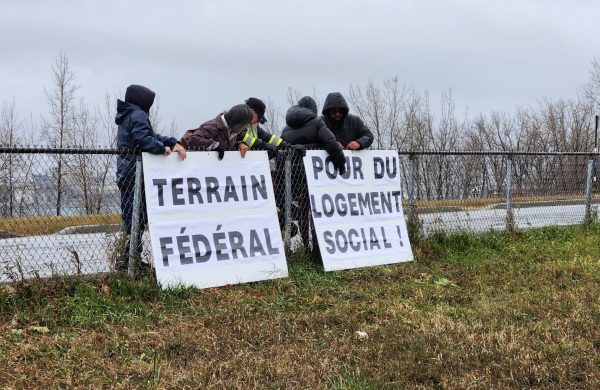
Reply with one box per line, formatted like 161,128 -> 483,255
148,96 -> 163,134
167,118 -> 178,139
16,114 -> 40,216
284,86 -> 323,118
348,78 -> 411,149
263,97 -> 283,136
43,53 -> 79,216
95,94 -> 119,213
69,98 -> 100,214
66,95 -> 121,215
583,57 -> 600,112
420,90 -> 468,199
286,87 -> 302,107
401,88 -> 431,151
101,94 -> 118,148
0,99 -> 22,216
348,81 -> 385,148
382,78 -> 408,149
310,87 -> 322,113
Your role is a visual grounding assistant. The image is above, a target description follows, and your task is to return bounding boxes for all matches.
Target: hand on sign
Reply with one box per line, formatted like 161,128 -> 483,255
333,155 -> 347,175
346,141 -> 361,150
215,145 -> 226,160
163,146 -> 172,156
261,142 -> 278,160
173,143 -> 187,160
238,143 -> 249,159
291,144 -> 306,157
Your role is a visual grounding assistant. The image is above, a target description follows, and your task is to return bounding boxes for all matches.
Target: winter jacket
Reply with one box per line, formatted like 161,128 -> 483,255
321,92 -> 374,149
238,123 -> 285,150
281,96 -> 345,169
115,85 -> 177,185
180,114 -> 239,151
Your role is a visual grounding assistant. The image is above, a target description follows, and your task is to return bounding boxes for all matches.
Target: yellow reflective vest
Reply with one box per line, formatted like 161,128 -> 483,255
240,124 -> 284,149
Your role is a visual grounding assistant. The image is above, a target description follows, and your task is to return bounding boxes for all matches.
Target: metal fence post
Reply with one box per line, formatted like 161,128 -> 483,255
584,158 -> 594,223
505,154 -> 515,231
407,153 -> 415,221
284,152 -> 292,250
128,155 -> 143,279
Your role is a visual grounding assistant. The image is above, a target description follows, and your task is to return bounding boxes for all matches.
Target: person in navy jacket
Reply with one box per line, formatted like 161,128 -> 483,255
115,84 -> 186,239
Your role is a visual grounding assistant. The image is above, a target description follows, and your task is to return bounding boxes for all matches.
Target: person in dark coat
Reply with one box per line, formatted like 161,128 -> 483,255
279,96 -> 347,256
321,92 -> 374,150
180,104 -> 253,159
237,97 -> 305,158
115,84 -> 186,270
115,84 -> 186,236
282,96 -> 346,173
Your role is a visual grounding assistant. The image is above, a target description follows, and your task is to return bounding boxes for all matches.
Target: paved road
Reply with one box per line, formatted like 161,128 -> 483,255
0,232 -> 151,281
420,203 -> 590,234
0,204 -> 594,282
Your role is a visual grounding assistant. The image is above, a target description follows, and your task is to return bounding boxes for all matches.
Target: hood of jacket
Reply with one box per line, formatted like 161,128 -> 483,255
321,92 -> 349,116
125,84 -> 155,113
285,106 -> 317,129
115,85 -> 155,125
298,96 -> 318,114
115,100 -> 144,125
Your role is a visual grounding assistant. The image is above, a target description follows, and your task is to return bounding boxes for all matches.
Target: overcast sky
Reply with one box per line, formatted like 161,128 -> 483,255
1,0 -> 599,135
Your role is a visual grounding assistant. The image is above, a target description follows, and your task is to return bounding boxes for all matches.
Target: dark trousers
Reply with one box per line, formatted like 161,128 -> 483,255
118,179 -> 147,235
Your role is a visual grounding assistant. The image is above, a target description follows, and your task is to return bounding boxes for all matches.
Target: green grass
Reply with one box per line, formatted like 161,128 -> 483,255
1,224 -> 599,388
330,368 -> 380,390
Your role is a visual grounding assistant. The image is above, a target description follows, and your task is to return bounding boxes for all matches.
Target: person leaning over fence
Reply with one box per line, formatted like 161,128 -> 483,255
115,84 -> 187,269
280,96 -> 347,257
321,92 -> 374,150
179,104 -> 253,158
282,96 -> 346,173
237,97 -> 306,159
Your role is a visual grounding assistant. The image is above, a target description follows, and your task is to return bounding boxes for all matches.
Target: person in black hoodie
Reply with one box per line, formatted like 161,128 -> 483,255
321,92 -> 374,150
280,96 -> 346,255
115,84 -> 186,269
282,96 -> 346,173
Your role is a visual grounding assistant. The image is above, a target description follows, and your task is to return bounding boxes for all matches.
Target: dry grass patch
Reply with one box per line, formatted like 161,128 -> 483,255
0,224 -> 599,388
0,214 -> 121,236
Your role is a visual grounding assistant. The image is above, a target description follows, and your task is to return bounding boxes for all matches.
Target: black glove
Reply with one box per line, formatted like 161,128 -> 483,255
281,142 -> 306,156
261,141 -> 277,151
290,144 -> 306,157
215,145 -> 225,160
266,150 -> 277,160
258,141 -> 278,159
334,157 -> 347,175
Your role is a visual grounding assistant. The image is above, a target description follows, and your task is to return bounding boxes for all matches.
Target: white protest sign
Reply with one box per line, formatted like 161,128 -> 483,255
304,150 -> 413,271
143,151 -> 288,288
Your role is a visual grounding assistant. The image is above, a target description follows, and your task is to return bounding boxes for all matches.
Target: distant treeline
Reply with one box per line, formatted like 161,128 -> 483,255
1,55 -> 599,217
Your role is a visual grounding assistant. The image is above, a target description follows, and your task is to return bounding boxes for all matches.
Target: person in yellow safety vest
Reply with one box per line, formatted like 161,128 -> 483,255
237,97 -> 305,158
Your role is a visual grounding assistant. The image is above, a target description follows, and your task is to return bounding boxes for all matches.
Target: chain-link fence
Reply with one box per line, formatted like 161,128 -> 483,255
0,147 -> 127,283
1,148 -> 598,283
398,151 -> 599,235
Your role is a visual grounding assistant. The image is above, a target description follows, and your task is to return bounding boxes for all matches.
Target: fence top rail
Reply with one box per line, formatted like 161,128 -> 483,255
1,147 -> 600,157
0,147 -> 128,155
397,150 -> 600,157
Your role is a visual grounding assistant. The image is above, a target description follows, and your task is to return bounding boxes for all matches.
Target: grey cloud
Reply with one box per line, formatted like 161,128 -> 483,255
1,0 -> 598,137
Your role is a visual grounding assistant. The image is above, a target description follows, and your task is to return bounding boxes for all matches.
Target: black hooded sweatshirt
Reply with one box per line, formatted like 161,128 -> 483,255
320,92 -> 374,149
281,96 -> 345,169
